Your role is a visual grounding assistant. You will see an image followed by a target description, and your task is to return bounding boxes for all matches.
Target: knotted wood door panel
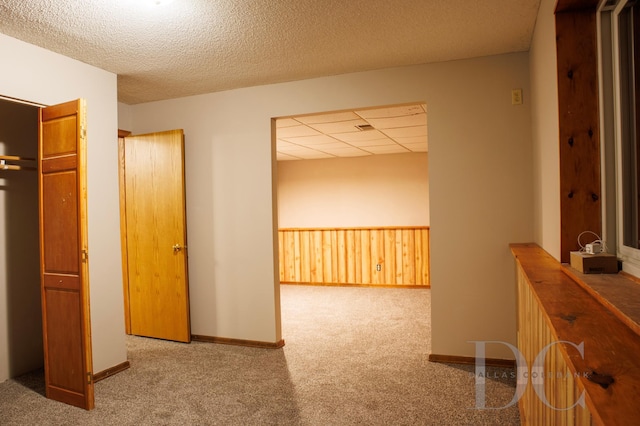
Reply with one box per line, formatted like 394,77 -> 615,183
39,99 -> 93,410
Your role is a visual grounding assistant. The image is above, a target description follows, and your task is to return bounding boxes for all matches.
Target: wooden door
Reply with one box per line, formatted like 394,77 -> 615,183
39,99 -> 94,410
120,130 -> 190,342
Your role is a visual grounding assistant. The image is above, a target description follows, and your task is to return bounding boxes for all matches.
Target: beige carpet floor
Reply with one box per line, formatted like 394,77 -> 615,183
0,285 -> 520,425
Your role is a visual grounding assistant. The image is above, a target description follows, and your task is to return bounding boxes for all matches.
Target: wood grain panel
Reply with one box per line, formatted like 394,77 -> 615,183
279,227 -> 429,286
322,230 -> 333,282
402,229 -> 415,284
361,230 -> 371,284
346,230 -> 356,283
123,130 -> 190,343
384,229 -> 396,284
42,116 -> 77,157
44,288 -> 84,394
299,230 -> 310,282
512,243 -> 640,425
354,230 -> 362,283
39,99 -> 93,410
516,262 -> 591,425
42,171 -> 79,274
556,9 -> 601,263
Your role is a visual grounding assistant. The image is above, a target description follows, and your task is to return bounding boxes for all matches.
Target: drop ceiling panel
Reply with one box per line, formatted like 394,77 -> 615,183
276,125 -> 321,138
382,126 -> 427,138
321,147 -> 371,157
276,118 -> 301,128
362,145 -> 410,154
307,120 -> 369,134
401,142 -> 429,152
310,142 -> 356,150
347,138 -> 397,147
395,135 -> 428,145
297,111 -> 361,124
276,103 -> 429,160
277,153 -> 301,161
282,134 -> 339,145
281,147 -> 335,159
332,130 -> 389,143
276,140 -> 300,149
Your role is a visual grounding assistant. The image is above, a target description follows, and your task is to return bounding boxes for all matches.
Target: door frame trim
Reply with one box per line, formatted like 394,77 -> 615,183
117,129 -> 132,334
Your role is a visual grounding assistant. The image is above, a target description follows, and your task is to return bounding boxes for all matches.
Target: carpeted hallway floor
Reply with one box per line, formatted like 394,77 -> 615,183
0,285 -> 520,425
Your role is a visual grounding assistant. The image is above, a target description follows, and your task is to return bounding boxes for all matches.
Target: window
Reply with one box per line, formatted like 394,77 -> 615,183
600,0 -> 640,276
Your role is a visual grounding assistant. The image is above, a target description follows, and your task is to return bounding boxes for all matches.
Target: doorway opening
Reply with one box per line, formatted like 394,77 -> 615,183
273,102 -> 430,287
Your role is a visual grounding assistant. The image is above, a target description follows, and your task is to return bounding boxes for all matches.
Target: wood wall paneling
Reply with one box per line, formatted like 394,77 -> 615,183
516,265 -> 591,425
556,5 -> 602,263
512,243 -> 640,425
278,227 -> 430,287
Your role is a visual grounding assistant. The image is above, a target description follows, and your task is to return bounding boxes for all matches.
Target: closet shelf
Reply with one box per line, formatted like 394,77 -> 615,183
0,155 -> 37,171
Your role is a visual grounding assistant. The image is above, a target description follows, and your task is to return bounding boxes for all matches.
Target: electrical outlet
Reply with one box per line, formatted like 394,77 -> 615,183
376,264 -> 381,271
512,89 -> 523,105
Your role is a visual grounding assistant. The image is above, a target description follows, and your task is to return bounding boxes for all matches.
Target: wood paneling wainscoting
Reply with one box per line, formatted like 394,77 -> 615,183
278,227 -> 429,287
512,243 -> 640,425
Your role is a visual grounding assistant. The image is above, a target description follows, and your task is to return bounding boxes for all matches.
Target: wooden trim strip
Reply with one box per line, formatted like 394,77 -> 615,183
280,226 -> 429,231
428,354 -> 516,368
192,335 -> 285,349
92,361 -> 131,383
0,94 -> 47,107
281,282 -> 430,289
117,133 -> 131,335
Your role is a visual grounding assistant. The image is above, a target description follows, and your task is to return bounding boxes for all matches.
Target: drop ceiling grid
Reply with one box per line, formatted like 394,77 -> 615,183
276,104 -> 428,161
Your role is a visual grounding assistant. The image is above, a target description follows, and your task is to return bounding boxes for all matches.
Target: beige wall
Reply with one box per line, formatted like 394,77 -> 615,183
118,102 -> 134,132
0,33 -> 126,381
277,152 -> 429,228
529,0 -> 561,260
127,52 -> 533,359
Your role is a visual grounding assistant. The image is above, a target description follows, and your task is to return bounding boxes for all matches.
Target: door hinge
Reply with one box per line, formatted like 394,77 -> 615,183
87,372 -> 93,384
81,125 -> 87,140
82,249 -> 88,262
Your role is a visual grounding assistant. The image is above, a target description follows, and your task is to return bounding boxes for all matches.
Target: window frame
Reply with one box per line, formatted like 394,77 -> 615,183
598,0 -> 640,277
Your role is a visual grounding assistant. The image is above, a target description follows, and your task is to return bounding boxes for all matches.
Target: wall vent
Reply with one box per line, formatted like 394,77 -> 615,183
356,124 -> 374,131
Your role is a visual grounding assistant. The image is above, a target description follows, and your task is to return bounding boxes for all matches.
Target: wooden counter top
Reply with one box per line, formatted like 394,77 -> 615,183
511,243 -> 640,425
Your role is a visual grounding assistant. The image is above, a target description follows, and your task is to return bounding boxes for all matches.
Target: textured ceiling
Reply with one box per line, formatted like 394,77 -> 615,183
0,0 -> 541,105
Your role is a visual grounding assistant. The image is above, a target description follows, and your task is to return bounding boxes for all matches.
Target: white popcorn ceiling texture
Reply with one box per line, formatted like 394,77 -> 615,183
0,0 -> 539,159
0,0 -> 540,105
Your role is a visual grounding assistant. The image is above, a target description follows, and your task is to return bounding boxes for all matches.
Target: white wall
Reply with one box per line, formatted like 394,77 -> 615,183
530,0 -> 561,260
277,152 -> 429,228
118,102 -> 134,132
128,52 -> 533,359
0,34 -> 127,381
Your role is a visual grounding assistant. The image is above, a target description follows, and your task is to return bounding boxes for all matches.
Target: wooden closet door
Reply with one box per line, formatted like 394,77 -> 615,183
39,99 -> 94,410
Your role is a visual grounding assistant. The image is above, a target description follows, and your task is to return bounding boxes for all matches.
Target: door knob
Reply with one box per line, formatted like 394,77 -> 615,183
172,244 -> 186,253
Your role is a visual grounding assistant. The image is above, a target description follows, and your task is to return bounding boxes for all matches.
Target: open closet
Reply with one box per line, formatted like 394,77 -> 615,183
1,97 -> 95,410
0,98 -> 42,381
